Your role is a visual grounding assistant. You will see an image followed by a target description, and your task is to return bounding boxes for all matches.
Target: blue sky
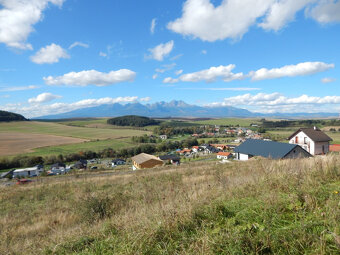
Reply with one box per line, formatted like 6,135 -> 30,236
0,0 -> 340,117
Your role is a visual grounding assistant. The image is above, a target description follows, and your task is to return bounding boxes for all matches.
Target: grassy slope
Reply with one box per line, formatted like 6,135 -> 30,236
1,155 -> 339,254
0,121 -> 151,158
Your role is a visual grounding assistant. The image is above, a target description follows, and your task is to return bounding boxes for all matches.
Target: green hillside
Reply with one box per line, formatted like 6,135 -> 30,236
0,110 -> 27,122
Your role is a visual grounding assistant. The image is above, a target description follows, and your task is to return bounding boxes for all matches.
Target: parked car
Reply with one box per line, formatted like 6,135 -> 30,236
90,166 -> 98,170
16,179 -> 33,185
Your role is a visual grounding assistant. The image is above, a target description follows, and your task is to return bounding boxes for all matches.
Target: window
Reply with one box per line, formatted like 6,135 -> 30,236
304,137 -> 307,144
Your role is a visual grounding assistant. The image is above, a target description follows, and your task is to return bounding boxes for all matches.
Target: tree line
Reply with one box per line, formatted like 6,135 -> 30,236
0,138 -> 199,171
0,110 -> 27,122
107,115 -> 160,127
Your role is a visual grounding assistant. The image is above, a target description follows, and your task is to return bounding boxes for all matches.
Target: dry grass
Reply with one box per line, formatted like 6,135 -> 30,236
0,132 -> 87,156
0,155 -> 339,254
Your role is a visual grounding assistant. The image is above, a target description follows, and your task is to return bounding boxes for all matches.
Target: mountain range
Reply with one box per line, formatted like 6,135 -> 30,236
35,100 -> 339,119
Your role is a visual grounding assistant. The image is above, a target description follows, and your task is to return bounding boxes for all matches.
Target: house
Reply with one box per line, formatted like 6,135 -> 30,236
131,153 -> 163,170
205,145 -> 219,154
13,165 -> 44,178
211,144 -> 228,151
234,139 -> 311,161
288,127 -> 332,155
112,159 -> 126,167
217,152 -> 232,160
192,146 -> 199,153
159,155 -> 180,165
179,148 -> 192,155
49,162 -> 70,175
74,159 -> 87,169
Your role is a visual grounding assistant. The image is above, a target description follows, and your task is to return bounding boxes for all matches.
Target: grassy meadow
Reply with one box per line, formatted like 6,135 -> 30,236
1,155 -> 339,254
0,121 -> 151,157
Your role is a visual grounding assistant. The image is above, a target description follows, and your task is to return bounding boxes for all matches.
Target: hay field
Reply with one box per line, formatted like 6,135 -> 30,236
0,121 -> 151,157
0,132 -> 87,156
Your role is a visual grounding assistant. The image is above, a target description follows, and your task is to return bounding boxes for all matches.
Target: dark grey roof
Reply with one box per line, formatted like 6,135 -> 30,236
288,128 -> 332,142
112,159 -> 126,163
234,139 -> 301,159
159,155 -> 180,161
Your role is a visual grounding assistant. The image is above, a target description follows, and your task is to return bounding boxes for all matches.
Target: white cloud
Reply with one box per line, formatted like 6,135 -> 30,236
147,40 -> 174,61
152,74 -> 158,79
307,0 -> 340,23
0,85 -> 39,92
209,92 -> 340,113
250,61 -> 334,80
140,97 -> 151,102
175,69 -> 183,75
167,0 -> 273,41
28,92 -> 61,104
201,50 -> 207,54
0,0 -> 64,50
69,41 -> 89,49
167,0 -> 340,42
163,65 -> 245,83
163,77 -> 179,84
30,43 -> 69,64
321,77 -> 336,83
2,96 -> 140,118
150,18 -> 157,34
170,54 -> 183,61
44,69 -> 136,86
259,0 -> 313,31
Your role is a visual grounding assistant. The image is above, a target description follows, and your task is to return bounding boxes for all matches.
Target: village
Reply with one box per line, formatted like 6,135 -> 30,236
1,126 -> 336,184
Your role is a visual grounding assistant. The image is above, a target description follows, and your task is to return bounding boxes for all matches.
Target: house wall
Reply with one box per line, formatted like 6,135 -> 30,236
235,153 -> 249,161
134,159 -> 163,169
284,146 -> 311,159
289,131 -> 329,155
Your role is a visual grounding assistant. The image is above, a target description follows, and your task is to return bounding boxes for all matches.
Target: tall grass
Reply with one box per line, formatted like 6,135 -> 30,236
0,155 -> 339,254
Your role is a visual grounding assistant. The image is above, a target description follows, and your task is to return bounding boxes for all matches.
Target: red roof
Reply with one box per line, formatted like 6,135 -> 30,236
192,146 -> 199,149
330,144 -> 340,152
217,152 -> 231,156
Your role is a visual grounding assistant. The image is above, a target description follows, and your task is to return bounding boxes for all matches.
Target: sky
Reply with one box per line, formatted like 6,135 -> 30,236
0,0 -> 340,118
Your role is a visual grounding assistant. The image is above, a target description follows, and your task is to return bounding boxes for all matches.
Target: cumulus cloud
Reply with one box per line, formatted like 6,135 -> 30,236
69,41 -> 89,49
178,87 -> 261,91
152,74 -> 158,79
0,85 -> 39,92
167,0 -> 273,41
307,0 -> 340,23
250,62 -> 334,80
2,96 -> 140,118
150,18 -> 157,34
208,92 -> 340,113
0,0 -> 64,50
28,92 -> 61,104
163,65 -> 245,83
163,61 -> 334,84
44,69 -> 136,86
30,43 -> 69,64
147,40 -> 174,61
321,77 -> 336,83
167,0 -> 340,42
259,0 -> 313,31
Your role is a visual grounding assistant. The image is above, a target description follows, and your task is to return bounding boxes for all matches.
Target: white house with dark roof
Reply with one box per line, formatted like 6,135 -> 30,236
288,127 -> 332,155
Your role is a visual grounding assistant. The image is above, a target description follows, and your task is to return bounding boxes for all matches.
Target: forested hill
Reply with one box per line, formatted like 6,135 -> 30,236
0,110 -> 27,122
107,115 -> 160,127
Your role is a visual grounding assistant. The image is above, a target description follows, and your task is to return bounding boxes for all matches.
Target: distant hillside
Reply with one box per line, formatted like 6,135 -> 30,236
107,115 -> 160,127
0,110 -> 27,122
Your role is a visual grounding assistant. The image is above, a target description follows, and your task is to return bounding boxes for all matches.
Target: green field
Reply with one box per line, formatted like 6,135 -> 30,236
0,121 -> 151,158
0,121 -> 151,140
190,118 -> 262,126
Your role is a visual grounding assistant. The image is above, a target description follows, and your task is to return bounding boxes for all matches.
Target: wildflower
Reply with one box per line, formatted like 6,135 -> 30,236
334,191 -> 339,194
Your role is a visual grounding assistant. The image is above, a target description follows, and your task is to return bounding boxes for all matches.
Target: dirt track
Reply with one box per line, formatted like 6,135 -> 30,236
0,132 -> 87,156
